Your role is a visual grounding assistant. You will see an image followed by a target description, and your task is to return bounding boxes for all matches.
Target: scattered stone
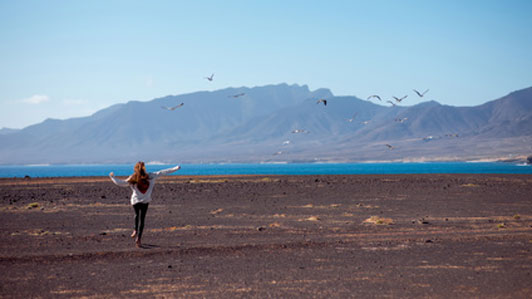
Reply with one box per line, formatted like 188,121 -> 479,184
256,226 -> 266,231
417,218 -> 430,225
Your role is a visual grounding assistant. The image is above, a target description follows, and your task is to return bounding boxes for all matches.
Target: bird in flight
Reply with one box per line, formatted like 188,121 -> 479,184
291,129 -> 309,134
361,120 -> 370,125
385,144 -> 394,150
367,95 -> 382,101
413,89 -> 429,97
282,140 -> 291,145
316,99 -> 327,106
395,117 -> 408,123
161,103 -> 184,111
393,95 -> 408,102
346,113 -> 358,122
228,93 -> 246,98
204,73 -> 214,81
387,100 -> 397,107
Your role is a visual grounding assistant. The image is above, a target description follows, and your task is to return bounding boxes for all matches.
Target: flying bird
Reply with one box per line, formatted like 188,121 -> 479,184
387,100 -> 397,107
346,113 -> 358,122
161,103 -> 184,111
282,140 -> 291,145
316,99 -> 327,106
367,95 -> 382,101
361,120 -> 370,125
393,95 -> 408,102
291,129 -> 309,134
385,144 -> 394,150
204,73 -> 215,81
395,117 -> 408,123
413,89 -> 429,97
229,93 -> 246,98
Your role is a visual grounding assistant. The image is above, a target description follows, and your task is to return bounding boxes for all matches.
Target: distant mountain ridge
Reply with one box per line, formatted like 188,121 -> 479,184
0,83 -> 531,164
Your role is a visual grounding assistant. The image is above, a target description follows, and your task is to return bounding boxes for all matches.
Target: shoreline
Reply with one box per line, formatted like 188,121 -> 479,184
1,172 -> 532,185
0,154 -> 531,167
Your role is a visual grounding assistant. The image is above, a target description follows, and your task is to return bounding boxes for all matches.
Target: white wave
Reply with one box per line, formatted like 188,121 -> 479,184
146,161 -> 166,165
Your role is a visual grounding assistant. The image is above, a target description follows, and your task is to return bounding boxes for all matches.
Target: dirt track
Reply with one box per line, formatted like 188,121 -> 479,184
1,174 -> 531,298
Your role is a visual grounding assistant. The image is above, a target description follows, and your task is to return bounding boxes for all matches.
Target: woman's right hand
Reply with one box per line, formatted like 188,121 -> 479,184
109,172 -> 114,177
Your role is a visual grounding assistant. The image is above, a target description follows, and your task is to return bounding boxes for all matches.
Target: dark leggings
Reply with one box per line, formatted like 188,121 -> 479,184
133,203 -> 149,239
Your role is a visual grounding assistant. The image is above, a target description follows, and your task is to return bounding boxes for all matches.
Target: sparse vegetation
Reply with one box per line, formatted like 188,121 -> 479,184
210,208 -> 224,215
26,202 -> 39,209
461,183 -> 479,187
363,216 -> 394,225
513,214 -> 521,220
497,223 -> 505,229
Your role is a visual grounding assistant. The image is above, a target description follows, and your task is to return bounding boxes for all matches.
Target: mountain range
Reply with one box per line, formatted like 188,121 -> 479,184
1,83 -> 531,164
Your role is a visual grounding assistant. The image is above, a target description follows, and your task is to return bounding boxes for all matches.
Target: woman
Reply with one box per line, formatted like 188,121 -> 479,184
109,162 -> 181,247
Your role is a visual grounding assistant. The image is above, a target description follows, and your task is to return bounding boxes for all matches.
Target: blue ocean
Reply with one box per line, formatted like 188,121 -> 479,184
0,162 -> 531,178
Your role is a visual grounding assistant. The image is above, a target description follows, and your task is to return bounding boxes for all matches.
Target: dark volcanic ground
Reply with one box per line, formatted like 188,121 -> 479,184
1,174 -> 531,298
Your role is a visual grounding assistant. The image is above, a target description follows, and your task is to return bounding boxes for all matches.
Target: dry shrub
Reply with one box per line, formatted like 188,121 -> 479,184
363,216 -> 394,225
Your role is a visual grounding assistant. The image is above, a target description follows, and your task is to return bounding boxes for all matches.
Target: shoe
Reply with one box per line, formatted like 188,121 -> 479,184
131,231 -> 137,238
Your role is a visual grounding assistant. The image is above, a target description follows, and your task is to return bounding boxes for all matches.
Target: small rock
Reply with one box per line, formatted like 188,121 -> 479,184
425,239 -> 433,243
256,226 -> 266,231
168,265 -> 172,269
417,218 -> 429,225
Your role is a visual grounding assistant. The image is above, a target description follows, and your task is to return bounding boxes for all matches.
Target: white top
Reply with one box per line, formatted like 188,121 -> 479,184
109,165 -> 181,205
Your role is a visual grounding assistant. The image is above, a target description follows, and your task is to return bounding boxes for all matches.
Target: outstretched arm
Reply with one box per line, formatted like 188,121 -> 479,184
109,172 -> 130,187
150,165 -> 181,180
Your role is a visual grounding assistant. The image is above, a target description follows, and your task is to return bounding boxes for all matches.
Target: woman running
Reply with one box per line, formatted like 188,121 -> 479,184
109,162 -> 181,247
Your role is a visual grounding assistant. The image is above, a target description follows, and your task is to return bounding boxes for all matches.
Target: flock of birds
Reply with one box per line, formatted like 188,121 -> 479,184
160,73 -> 458,156
161,73 -> 247,110
365,88 -> 459,150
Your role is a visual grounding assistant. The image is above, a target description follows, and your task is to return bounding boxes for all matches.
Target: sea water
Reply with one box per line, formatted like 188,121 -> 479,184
0,162 -> 531,178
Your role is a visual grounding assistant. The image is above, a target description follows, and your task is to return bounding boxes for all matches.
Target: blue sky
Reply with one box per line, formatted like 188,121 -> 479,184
1,0 -> 531,129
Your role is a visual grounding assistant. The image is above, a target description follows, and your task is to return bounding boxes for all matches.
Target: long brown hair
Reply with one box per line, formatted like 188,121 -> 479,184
127,161 -> 150,192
